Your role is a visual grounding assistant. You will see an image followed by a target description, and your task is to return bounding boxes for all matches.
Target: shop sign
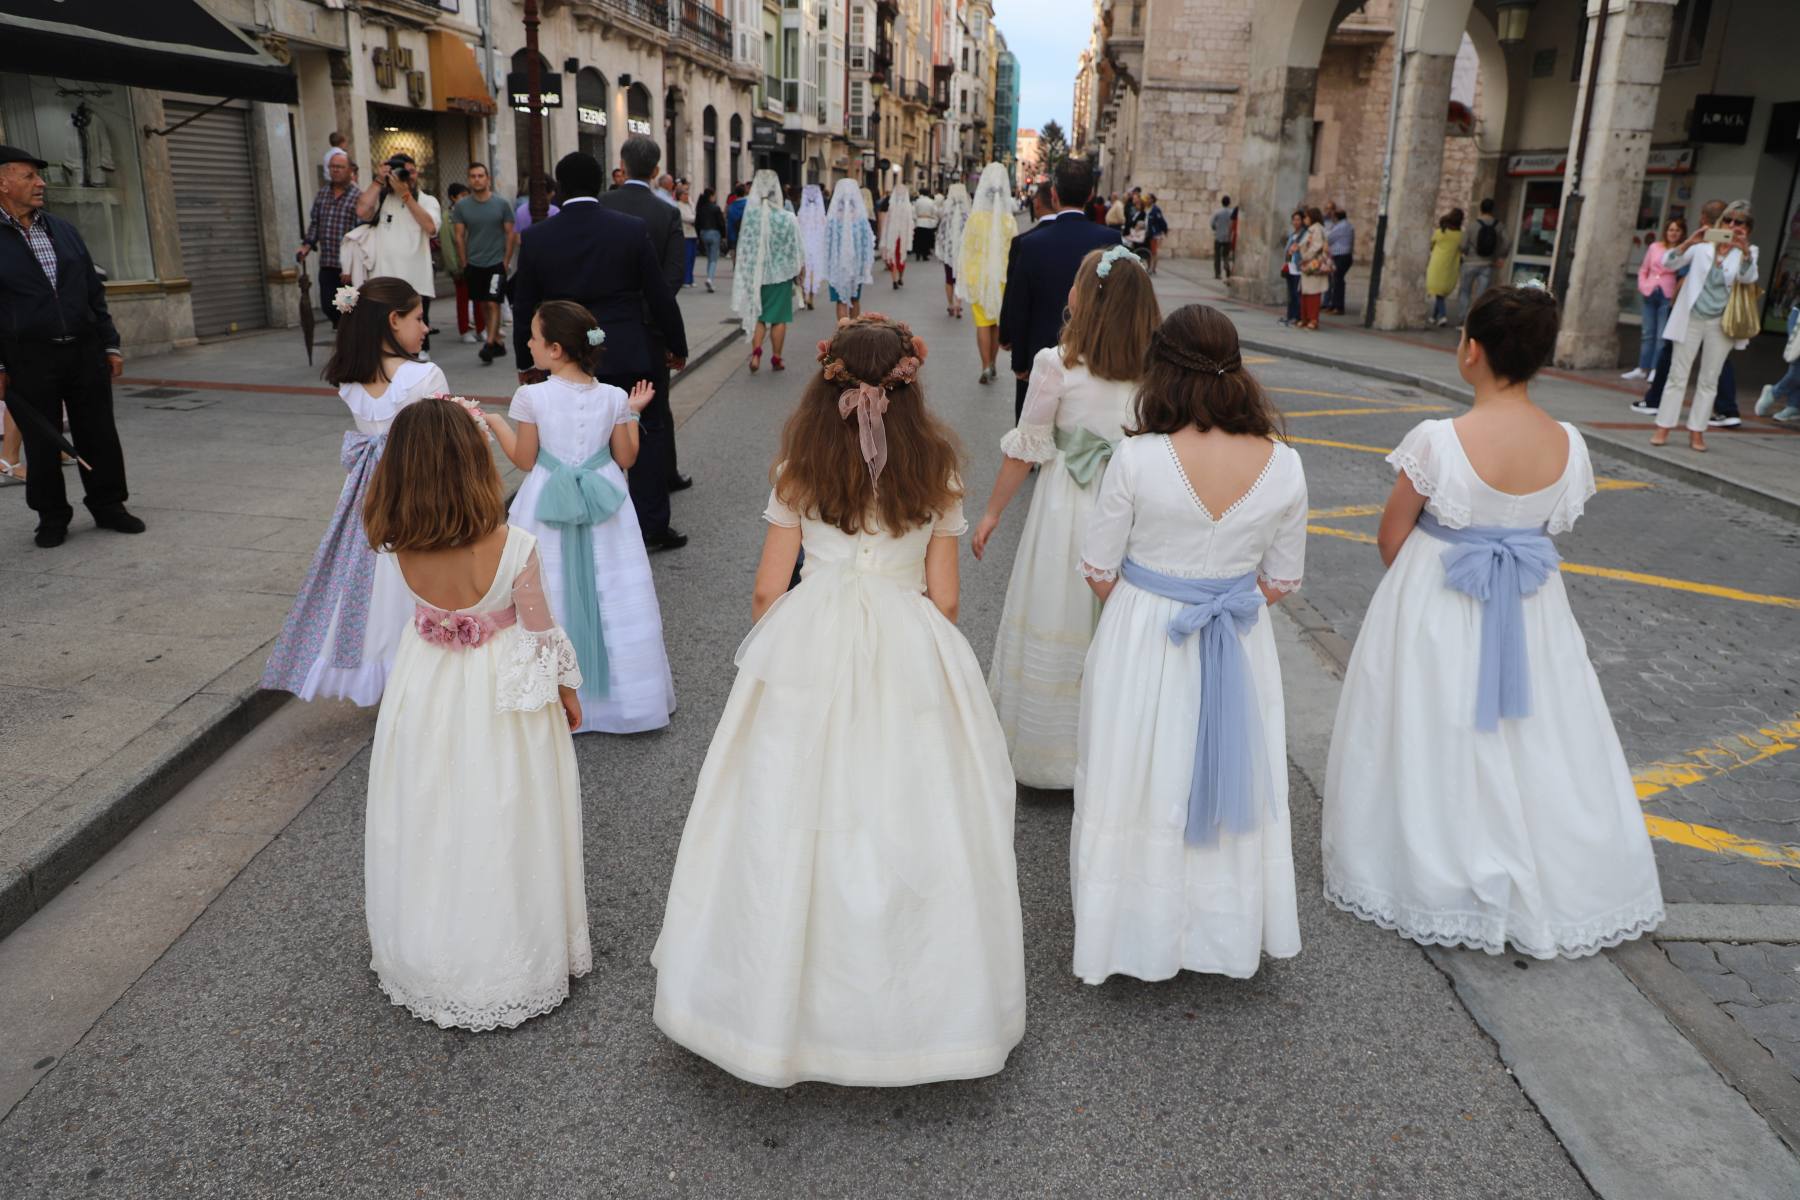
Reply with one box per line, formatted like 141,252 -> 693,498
1645,146 -> 1695,175
1507,147 -> 1693,178
579,105 -> 607,127
1505,153 -> 1566,177
627,117 -> 653,136
1691,94 -> 1753,145
507,71 -> 564,110
750,118 -> 782,149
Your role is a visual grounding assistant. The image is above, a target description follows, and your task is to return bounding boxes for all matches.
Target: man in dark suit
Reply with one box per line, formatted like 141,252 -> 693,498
596,136 -> 690,534
511,151 -> 691,551
998,160 -> 1121,419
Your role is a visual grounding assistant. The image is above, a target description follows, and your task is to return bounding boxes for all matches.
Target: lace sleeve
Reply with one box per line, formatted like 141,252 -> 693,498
496,545 -> 582,713
998,349 -> 1065,464
1386,420 -> 1471,527
1258,449 -> 1307,594
1079,436 -> 1136,581
1546,426 -> 1597,536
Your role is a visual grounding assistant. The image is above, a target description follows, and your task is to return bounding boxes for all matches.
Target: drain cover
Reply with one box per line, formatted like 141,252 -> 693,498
144,397 -> 214,411
131,387 -> 193,400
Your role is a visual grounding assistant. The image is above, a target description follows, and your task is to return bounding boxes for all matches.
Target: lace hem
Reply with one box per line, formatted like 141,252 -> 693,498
1078,561 -> 1119,583
999,424 -> 1057,464
375,948 -> 593,1033
1259,573 -> 1303,595
1387,449 -> 1472,527
495,627 -> 583,713
1323,876 -> 1664,961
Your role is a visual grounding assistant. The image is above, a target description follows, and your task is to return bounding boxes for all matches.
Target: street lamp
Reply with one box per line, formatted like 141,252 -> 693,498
1495,0 -> 1534,45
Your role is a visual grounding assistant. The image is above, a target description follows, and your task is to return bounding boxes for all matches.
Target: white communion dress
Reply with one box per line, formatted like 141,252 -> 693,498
1073,434 -> 1308,983
651,490 -> 1027,1087
1323,419 -> 1664,959
507,377 -> 675,735
988,346 -> 1139,789
365,527 -> 591,1031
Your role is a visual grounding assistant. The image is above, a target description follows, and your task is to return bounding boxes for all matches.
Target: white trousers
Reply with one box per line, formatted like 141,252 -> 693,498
1656,314 -> 1733,432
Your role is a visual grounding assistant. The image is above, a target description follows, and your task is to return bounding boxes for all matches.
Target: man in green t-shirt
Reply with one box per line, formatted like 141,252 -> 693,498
451,163 -> 516,364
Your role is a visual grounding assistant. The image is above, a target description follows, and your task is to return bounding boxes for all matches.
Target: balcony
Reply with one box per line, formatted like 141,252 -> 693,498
676,0 -> 732,60
875,0 -> 897,14
903,79 -> 929,108
763,76 -> 785,115
599,0 -> 670,31
849,43 -> 868,71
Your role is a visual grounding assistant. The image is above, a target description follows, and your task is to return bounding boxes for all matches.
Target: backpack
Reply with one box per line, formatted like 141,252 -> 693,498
1475,220 -> 1498,258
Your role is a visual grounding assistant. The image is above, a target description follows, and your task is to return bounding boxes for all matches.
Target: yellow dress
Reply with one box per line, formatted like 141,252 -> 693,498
1426,229 -> 1463,298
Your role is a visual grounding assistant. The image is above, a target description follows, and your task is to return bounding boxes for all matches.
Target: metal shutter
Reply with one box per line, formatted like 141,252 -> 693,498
166,102 -> 267,336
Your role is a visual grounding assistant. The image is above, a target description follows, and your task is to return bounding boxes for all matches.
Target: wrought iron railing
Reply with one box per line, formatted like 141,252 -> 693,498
677,1 -> 732,59
602,0 -> 669,29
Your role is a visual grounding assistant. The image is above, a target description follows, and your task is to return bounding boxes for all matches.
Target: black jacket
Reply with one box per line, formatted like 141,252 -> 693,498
997,213 -> 1121,375
510,201 -> 688,376
695,198 -> 727,236
0,209 -> 120,355
595,182 -> 686,294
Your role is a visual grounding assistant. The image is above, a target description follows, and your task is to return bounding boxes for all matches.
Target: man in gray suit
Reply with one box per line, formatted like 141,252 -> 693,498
596,136 -> 690,548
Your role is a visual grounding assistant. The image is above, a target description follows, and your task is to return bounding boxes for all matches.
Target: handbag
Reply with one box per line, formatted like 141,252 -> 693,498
1720,279 -> 1763,341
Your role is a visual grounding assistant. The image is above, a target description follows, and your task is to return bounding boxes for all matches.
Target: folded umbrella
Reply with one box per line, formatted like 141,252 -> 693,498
2,379 -> 91,470
296,252 -> 317,365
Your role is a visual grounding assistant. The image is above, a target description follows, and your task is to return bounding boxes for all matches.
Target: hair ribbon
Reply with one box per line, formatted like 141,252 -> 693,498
838,382 -> 890,489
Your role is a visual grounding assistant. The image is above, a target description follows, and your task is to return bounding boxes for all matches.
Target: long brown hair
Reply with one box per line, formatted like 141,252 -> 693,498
1129,304 -> 1285,439
1061,248 -> 1161,382
774,318 -> 962,534
323,276 -> 421,387
363,398 -> 507,551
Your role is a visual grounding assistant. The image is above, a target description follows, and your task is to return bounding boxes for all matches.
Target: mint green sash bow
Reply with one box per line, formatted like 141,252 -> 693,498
535,445 -> 627,696
1055,425 -> 1117,487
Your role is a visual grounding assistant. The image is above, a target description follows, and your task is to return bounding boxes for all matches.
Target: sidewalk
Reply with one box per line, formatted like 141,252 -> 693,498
1152,259 -> 1800,523
0,268 -> 742,939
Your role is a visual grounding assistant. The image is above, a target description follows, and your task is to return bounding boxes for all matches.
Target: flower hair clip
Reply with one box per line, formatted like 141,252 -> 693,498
1095,244 -> 1140,282
332,284 -> 360,314
586,327 -> 605,347
435,393 -> 494,443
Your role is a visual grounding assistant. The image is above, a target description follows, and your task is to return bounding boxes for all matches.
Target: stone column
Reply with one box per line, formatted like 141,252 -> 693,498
1372,47 -> 1455,330
1553,0 -> 1676,368
1229,65 -> 1317,306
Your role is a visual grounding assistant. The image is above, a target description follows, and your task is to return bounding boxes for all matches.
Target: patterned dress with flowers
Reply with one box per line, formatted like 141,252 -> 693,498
365,526 -> 590,1031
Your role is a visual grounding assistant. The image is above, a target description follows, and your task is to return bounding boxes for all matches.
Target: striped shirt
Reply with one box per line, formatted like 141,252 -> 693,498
1,206 -> 59,289
304,182 -> 362,270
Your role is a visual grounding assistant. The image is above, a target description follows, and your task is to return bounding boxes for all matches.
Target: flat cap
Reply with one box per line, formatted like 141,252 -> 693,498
0,145 -> 49,170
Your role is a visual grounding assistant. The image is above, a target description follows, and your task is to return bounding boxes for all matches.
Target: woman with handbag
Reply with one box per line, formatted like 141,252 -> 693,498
1297,206 -> 1332,330
1652,200 -> 1760,453
1279,210 -> 1305,326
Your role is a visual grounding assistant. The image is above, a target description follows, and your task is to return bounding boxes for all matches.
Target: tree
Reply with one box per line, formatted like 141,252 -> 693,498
1037,120 -> 1070,175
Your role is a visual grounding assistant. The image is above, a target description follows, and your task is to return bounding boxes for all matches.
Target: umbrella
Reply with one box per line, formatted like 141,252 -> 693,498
296,251 -> 317,365
2,379 -> 91,471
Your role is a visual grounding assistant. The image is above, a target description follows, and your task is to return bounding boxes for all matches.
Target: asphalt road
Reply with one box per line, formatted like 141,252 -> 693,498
23,259 -> 1789,1198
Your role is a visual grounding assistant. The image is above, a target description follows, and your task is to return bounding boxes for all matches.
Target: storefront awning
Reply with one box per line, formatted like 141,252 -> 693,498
0,0 -> 297,104
428,30 -> 496,117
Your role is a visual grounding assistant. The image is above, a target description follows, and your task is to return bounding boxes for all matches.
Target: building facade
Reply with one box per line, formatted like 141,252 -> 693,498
993,35 -> 1019,181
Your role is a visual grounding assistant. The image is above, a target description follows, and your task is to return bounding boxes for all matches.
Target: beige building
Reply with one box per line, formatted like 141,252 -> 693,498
1016,127 -> 1041,178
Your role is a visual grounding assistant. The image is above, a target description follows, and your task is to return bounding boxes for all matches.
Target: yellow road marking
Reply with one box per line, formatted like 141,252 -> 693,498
1307,523 -> 1378,544
1309,504 -> 1386,519
1560,563 -> 1800,610
1270,386 -> 1430,405
1285,404 -> 1453,419
1243,354 -> 1276,365
1596,478 -> 1653,491
1641,816 -> 1800,868
1288,435 -> 1397,454
1634,717 -> 1800,867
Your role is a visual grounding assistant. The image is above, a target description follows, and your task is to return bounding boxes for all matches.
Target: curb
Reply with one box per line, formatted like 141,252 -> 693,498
1238,334 -> 1800,526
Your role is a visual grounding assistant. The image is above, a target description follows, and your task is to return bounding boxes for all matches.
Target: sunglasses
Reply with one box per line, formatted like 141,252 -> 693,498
1722,217 -> 1749,227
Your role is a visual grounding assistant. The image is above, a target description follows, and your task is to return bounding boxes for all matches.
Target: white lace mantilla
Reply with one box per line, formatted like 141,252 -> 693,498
999,423 -> 1057,464
496,627 -> 583,713
1323,875 -> 1664,961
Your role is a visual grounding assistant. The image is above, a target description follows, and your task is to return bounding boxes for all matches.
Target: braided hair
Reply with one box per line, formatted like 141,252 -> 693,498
1129,304 -> 1284,439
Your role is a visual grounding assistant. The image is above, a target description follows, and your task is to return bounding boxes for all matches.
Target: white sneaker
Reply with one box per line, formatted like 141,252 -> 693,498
1708,415 -> 1741,429
1756,385 -> 1779,417
1621,367 -> 1647,380
461,331 -> 477,344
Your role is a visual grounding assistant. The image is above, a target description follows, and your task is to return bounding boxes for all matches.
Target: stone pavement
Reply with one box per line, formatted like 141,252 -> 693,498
0,267 -> 742,939
1153,259 -> 1800,523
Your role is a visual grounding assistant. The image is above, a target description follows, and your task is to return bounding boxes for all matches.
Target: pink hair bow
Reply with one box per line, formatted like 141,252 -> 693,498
838,382 -> 890,489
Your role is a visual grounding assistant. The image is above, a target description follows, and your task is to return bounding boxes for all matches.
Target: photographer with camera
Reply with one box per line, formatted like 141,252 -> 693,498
355,153 -> 441,353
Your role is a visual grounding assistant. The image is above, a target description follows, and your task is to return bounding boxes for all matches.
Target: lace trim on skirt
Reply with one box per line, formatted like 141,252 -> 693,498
1323,875 -> 1663,960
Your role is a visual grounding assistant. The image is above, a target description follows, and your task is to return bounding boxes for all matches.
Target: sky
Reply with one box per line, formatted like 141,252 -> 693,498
992,0 -> 1084,138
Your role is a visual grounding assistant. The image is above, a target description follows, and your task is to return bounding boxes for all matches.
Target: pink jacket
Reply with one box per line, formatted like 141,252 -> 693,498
1637,243 -> 1678,299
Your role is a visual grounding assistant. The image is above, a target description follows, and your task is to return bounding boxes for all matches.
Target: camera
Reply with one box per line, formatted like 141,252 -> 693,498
385,155 -> 413,183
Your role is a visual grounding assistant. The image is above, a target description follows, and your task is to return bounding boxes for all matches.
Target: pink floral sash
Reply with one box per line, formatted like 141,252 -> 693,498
413,604 -> 517,650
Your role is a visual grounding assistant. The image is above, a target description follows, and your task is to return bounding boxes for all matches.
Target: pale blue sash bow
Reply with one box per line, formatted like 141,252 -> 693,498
1054,425 -> 1116,487
1120,561 -> 1266,846
1417,511 -> 1560,732
535,445 -> 627,696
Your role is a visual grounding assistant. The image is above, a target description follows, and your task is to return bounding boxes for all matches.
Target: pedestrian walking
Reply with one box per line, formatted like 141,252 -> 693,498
362,397 -> 589,1032
913,189 -> 939,261
513,178 -> 559,233
824,178 -> 875,322
298,149 -> 362,330
355,154 -> 441,351
482,300 -> 675,735
651,315 -> 1026,1088
1324,204 -> 1354,314
726,182 -> 748,250
261,277 -> 446,705
441,183 -> 484,344
319,132 -> 349,181
959,163 -> 1019,385
1754,299 -> 1800,423
1144,193 -> 1168,275
1625,217 -> 1684,381
732,170 -> 803,373
694,186 -> 726,293
1426,209 -> 1464,327
1212,195 -> 1235,278
1279,209 -> 1305,326
1651,200 -> 1759,452
935,180 -> 971,319
1297,206 -> 1331,329
1455,198 -> 1509,323
676,182 -> 699,287
879,184 -> 915,287
1324,285 -> 1665,959
1073,303 -> 1308,983
0,144 -> 144,548
451,163 -> 515,366
797,182 -> 828,311
973,245 -> 1160,789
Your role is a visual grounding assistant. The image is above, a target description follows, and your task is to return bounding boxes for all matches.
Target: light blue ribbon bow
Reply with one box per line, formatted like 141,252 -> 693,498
1120,561 -> 1267,846
535,445 -> 628,696
1417,511 -> 1561,732
1054,425 -> 1116,488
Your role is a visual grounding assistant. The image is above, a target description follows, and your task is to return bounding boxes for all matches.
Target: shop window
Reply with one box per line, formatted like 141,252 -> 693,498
1665,0 -> 1711,69
1515,179 -> 1562,261
578,68 -> 609,167
370,106 -> 442,199
0,74 -> 155,281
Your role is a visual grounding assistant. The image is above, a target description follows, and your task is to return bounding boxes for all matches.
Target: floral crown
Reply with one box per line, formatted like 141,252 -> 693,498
814,312 -> 926,390
1095,244 -> 1141,282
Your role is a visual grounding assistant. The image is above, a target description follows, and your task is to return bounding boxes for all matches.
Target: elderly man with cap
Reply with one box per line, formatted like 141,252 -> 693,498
0,144 -> 142,548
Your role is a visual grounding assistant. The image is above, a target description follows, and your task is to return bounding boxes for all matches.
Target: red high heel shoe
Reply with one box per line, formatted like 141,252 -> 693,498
749,346 -> 762,373
771,355 -> 785,371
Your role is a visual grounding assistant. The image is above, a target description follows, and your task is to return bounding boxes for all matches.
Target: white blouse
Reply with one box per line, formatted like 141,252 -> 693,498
1000,346 -> 1138,463
508,376 -> 634,464
1388,419 -> 1594,534
1081,434 -> 1308,592
341,360 -> 448,435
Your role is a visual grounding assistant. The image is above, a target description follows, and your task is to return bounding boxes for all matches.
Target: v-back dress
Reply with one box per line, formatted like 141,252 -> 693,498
1323,419 -> 1664,958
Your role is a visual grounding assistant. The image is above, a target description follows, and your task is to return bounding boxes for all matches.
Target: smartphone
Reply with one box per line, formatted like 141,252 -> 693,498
1704,226 -> 1733,244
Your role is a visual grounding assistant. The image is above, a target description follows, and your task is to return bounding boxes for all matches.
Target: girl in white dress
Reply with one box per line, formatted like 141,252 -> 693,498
361,398 -> 589,1030
652,316 -> 1027,1087
263,277 -> 447,705
974,245 -> 1161,789
1324,286 -> 1664,958
483,301 -> 675,735
1074,304 -> 1308,984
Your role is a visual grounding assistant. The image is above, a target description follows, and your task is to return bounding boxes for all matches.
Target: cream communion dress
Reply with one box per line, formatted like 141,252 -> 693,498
651,490 -> 1027,1087
365,527 -> 591,1031
1323,419 -> 1664,959
988,346 -> 1138,789
1073,435 -> 1308,983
